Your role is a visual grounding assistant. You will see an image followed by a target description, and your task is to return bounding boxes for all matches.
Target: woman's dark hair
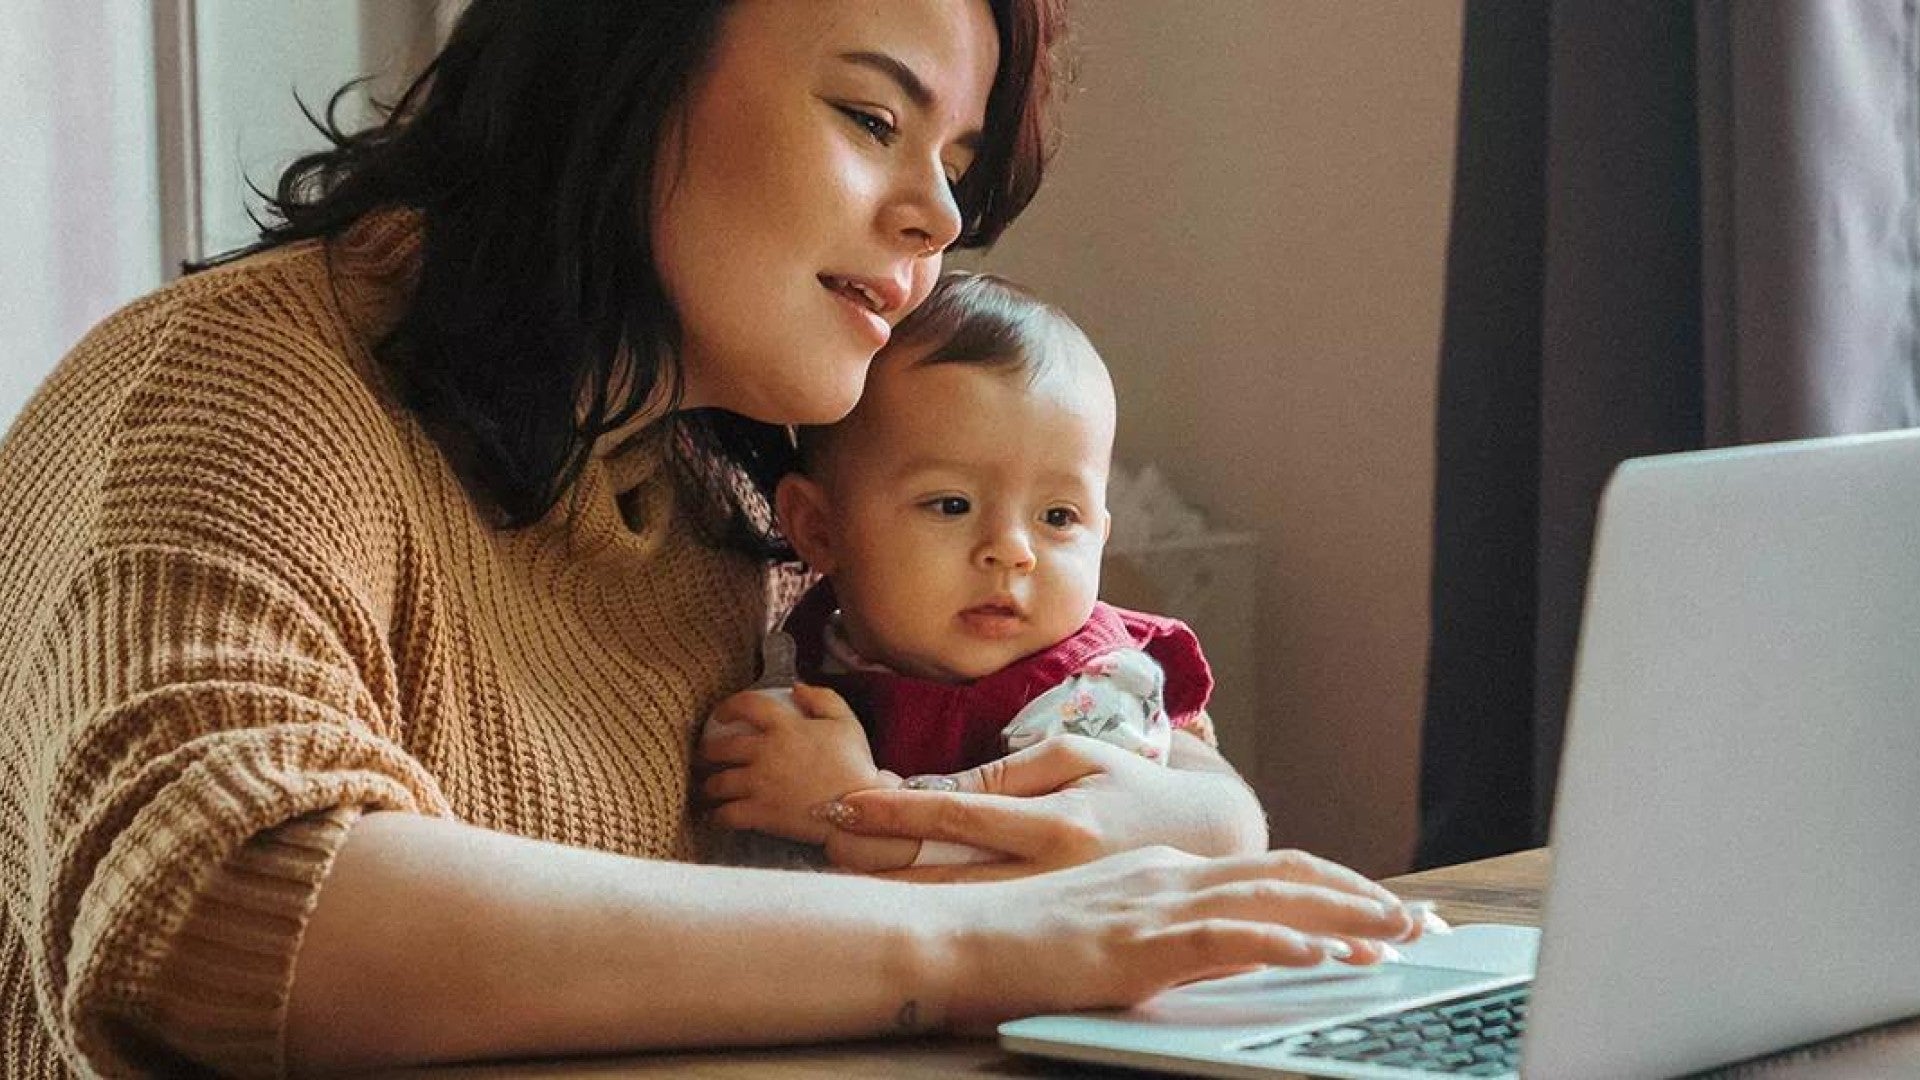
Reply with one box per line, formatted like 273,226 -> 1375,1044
232,0 -> 1069,550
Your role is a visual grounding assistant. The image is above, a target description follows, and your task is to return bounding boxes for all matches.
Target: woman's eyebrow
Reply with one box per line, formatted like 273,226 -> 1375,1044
836,50 -> 983,152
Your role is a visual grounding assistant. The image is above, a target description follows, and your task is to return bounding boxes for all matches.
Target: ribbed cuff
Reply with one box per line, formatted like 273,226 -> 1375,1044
57,718 -> 448,1078
149,803 -> 360,1068
151,805 -> 363,1078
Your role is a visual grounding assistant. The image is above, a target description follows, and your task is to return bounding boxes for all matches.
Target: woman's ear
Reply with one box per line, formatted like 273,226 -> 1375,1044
776,473 -> 838,573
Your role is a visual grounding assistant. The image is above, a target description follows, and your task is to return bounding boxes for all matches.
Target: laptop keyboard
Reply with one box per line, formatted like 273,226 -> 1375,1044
1245,983 -> 1528,1076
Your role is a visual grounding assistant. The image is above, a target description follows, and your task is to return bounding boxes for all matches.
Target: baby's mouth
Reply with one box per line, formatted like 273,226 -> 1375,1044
961,598 -> 1024,618
957,601 -> 1027,639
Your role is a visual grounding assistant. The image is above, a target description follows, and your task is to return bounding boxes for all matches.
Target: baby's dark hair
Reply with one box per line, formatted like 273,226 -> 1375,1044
796,271 -> 1091,468
893,270 -> 1084,377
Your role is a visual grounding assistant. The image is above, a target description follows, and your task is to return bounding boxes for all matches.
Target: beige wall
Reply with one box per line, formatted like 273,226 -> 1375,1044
966,0 -> 1463,876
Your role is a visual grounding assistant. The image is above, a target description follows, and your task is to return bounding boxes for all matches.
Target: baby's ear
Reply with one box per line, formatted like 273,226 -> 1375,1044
776,473 -> 838,573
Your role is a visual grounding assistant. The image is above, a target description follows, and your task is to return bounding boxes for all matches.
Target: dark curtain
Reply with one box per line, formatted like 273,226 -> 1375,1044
1415,0 -> 1556,868
1417,0 -> 1920,867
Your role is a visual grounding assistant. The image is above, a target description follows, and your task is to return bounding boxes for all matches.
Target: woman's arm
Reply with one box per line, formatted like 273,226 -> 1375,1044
286,811 -> 1420,1073
285,812 -> 935,1071
1167,725 -> 1272,856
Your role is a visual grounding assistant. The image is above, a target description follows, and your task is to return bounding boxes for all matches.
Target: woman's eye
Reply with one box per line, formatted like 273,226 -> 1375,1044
1042,507 -> 1079,529
839,106 -> 897,145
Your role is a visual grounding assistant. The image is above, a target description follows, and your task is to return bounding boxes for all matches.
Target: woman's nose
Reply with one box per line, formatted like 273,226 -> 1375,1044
885,160 -> 964,259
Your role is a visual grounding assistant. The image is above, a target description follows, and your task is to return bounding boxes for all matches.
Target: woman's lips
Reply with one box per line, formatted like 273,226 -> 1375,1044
823,278 -> 890,349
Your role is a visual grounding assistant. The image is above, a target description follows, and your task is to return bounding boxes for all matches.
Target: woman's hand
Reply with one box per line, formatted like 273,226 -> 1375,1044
823,733 -> 1267,880
932,844 -> 1425,1032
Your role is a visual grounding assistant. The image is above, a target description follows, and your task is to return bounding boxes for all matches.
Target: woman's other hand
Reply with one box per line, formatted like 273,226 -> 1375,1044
933,844 -> 1424,1032
825,733 -> 1268,880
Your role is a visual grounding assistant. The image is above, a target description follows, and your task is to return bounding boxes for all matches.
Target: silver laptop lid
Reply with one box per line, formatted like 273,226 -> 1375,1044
1526,429 -> 1920,1078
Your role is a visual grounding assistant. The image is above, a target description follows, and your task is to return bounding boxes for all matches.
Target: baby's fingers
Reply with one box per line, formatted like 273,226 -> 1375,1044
790,681 -> 859,722
707,689 -> 805,735
701,767 -> 754,803
697,732 -> 762,768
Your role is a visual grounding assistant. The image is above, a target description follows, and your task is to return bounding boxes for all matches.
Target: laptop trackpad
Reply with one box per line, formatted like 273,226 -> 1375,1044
1137,962 -> 1502,1029
999,923 -> 1541,1065
1132,924 -> 1540,1030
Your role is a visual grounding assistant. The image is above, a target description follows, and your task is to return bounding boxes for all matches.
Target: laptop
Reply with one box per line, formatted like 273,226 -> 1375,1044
1002,428 -> 1920,1078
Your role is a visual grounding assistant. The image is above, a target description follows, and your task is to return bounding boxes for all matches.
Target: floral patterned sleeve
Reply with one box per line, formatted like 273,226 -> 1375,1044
1000,648 -> 1183,763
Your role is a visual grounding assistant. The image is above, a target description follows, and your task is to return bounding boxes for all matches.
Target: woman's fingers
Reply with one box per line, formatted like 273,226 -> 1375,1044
1177,877 -> 1412,943
1138,919 -> 1342,976
943,847 -> 1425,1033
917,734 -> 1116,798
831,788 -> 1092,863
824,737 -> 1125,862
872,860 -> 1034,884
1191,849 -> 1419,943
1338,937 -> 1404,966
1192,848 -> 1409,915
1116,856 -> 1423,990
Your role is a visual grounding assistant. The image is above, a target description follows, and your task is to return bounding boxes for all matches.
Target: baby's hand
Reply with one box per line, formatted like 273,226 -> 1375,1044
698,683 -> 884,844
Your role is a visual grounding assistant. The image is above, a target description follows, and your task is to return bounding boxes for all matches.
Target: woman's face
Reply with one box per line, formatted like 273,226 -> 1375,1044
652,0 -> 1000,425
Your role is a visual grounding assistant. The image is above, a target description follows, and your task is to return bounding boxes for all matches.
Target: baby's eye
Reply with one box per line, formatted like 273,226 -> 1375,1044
1042,507 -> 1080,529
926,496 -> 971,516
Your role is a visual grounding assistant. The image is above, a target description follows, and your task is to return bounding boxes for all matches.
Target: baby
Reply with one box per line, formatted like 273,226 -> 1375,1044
697,272 -> 1219,871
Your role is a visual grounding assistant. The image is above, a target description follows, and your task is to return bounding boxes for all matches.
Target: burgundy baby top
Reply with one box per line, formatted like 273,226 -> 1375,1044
782,581 -> 1216,777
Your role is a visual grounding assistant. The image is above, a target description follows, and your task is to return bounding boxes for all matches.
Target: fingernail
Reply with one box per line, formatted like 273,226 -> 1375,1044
1380,944 -> 1406,963
1322,938 -> 1354,961
1406,900 -> 1453,935
902,775 -> 958,792
809,800 -> 859,829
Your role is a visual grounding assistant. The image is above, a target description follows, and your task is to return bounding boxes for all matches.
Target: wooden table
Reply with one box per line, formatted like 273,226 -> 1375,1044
392,850 -> 1549,1079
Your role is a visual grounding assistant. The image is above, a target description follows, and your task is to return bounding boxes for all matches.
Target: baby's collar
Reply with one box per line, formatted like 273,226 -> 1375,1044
821,611 -> 898,676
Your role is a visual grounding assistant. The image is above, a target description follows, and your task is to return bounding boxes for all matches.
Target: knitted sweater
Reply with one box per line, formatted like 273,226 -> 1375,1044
0,212 -> 766,1077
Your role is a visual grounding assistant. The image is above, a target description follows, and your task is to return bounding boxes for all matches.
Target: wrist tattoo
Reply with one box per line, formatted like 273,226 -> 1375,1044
894,999 -> 922,1033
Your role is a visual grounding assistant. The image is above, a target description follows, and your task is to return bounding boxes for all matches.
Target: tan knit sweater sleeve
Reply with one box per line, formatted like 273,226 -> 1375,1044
1,280 -> 452,1077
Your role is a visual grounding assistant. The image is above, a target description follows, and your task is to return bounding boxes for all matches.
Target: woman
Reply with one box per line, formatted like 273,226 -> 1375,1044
0,2 -> 1419,1075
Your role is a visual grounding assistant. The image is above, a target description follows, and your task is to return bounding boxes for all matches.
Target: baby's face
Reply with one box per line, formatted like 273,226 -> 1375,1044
804,343 -> 1115,682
